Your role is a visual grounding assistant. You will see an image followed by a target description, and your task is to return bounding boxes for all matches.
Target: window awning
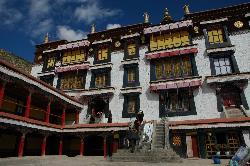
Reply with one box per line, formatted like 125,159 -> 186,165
55,63 -> 90,73
43,40 -> 90,53
150,77 -> 202,91
144,20 -> 193,34
145,46 -> 198,60
206,72 -> 250,84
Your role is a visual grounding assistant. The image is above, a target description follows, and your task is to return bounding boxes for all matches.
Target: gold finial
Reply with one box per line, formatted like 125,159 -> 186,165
163,8 -> 172,23
183,5 -> 190,15
44,33 -> 49,43
91,24 -> 96,34
143,12 -> 149,23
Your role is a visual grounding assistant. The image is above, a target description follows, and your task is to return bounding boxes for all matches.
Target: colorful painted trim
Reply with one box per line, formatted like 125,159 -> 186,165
55,63 -> 90,73
144,20 -> 193,34
43,40 -> 90,53
92,38 -> 112,45
121,33 -> 140,39
206,72 -> 250,84
150,77 -> 201,91
145,47 -> 198,59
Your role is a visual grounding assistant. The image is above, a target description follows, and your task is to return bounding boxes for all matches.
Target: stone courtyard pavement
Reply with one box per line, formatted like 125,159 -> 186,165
0,156 -> 230,166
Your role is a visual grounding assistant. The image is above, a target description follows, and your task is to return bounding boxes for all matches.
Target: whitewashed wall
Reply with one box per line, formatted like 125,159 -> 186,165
230,31 -> 250,113
31,31 -> 250,124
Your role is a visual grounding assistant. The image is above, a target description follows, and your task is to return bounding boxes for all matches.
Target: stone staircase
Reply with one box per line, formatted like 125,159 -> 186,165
152,122 -> 165,149
112,121 -> 181,163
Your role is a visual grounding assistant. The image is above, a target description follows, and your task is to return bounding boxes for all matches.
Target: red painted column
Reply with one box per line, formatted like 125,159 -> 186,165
24,91 -> 32,118
45,101 -> 51,123
75,110 -> 79,124
18,133 -> 26,157
0,82 -> 6,110
59,139 -> 63,155
103,137 -> 107,159
41,135 -> 47,156
80,138 -> 84,156
61,108 -> 66,127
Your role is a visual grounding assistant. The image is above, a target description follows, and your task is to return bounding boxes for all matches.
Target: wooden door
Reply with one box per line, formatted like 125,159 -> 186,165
191,135 -> 199,157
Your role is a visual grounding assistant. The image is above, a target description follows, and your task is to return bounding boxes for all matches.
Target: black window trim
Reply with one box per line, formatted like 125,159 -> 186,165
122,93 -> 140,118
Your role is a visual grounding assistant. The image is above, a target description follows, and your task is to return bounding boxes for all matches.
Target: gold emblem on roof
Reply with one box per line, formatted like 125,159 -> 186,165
194,26 -> 199,33
234,21 -> 243,28
115,41 -> 121,47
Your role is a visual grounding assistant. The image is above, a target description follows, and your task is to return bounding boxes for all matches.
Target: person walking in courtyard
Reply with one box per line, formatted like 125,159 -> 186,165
106,130 -> 114,159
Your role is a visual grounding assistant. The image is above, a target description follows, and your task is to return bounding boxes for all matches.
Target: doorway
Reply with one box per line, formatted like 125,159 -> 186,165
84,135 -> 104,156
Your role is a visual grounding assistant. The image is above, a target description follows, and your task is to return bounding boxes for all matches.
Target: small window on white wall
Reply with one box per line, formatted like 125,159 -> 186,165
213,56 -> 232,75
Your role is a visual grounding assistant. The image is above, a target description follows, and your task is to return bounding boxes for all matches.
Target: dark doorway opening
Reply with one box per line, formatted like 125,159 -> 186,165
84,135 -> 103,156
46,136 -> 60,155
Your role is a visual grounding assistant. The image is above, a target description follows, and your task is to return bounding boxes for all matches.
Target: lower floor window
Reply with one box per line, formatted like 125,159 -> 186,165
128,96 -> 137,113
123,94 -> 140,118
205,132 -> 240,156
164,90 -> 190,112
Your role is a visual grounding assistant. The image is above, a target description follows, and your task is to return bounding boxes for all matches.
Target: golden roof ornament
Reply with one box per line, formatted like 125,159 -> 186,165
91,24 -> 96,34
143,12 -> 149,23
183,5 -> 190,15
163,8 -> 172,23
44,33 -> 49,43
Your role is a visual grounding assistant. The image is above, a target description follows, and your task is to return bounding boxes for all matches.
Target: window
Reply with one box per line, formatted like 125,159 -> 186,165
150,31 -> 190,51
165,90 -> 190,112
159,89 -> 196,117
127,43 -> 136,56
123,65 -> 139,87
213,56 -> 232,75
122,94 -> 140,117
128,69 -> 136,83
97,48 -> 108,61
95,74 -> 108,88
207,28 -> 224,44
154,55 -> 192,80
46,56 -> 55,69
59,72 -> 86,90
128,96 -> 137,113
62,49 -> 85,65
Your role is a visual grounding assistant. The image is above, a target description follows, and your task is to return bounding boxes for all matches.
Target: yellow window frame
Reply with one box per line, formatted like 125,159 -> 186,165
97,48 -> 108,61
47,57 -> 55,68
207,28 -> 224,44
127,43 -> 136,56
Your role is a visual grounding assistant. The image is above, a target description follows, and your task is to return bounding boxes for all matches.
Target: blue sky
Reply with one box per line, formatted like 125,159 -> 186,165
0,0 -> 249,62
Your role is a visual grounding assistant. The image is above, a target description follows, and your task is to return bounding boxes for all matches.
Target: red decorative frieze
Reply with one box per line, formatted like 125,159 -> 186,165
145,47 -> 198,60
144,20 -> 193,34
55,63 -> 90,73
150,77 -> 202,91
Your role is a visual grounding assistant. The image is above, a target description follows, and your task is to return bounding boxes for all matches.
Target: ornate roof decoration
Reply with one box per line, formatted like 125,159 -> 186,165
183,5 -> 190,15
44,33 -> 49,43
144,20 -> 193,34
143,12 -> 150,23
162,8 -> 172,23
91,24 -> 96,34
185,2 -> 250,23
